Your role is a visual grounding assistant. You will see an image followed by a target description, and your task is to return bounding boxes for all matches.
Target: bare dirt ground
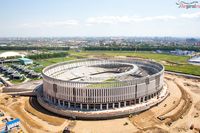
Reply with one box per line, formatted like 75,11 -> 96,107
129,74 -> 200,133
0,73 -> 200,133
0,95 -> 69,133
73,118 -> 138,133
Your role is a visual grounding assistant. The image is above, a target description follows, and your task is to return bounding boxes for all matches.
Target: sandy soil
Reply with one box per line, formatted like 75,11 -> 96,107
0,95 -> 68,133
0,73 -> 200,133
167,75 -> 200,133
129,73 -> 200,133
73,118 -> 138,133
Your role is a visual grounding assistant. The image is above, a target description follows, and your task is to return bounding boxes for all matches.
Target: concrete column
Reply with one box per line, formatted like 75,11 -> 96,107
93,105 -> 95,111
106,103 -> 109,110
80,104 -> 83,110
124,101 -> 126,107
100,104 -> 102,110
108,89 -> 110,103
118,102 -> 121,108
112,103 -> 115,108
63,101 -> 65,106
68,102 -> 70,108
87,104 -> 89,110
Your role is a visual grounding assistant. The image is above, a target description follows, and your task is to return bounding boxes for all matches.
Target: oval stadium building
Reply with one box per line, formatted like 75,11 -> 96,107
37,58 -> 168,119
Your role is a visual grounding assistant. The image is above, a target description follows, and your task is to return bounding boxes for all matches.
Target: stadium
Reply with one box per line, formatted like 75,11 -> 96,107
37,58 -> 168,119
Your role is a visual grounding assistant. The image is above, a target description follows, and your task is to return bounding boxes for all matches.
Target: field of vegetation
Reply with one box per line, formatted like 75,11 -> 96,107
68,50 -> 200,76
4,50 -> 198,76
32,56 -> 78,72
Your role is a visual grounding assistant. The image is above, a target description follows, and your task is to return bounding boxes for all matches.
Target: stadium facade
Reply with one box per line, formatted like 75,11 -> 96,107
37,58 -> 167,119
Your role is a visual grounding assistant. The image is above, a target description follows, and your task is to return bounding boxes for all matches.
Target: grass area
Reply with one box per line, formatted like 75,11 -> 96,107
69,50 -> 200,76
87,82 -> 128,88
105,78 -> 117,82
165,64 -> 200,76
10,78 -> 25,84
31,50 -> 200,76
33,56 -> 77,72
69,50 -> 189,63
87,78 -> 128,88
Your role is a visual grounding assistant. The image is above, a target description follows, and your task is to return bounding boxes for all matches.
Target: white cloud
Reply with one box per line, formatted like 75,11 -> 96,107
86,15 -> 176,24
21,12 -> 200,29
180,12 -> 200,19
86,12 -> 200,25
22,20 -> 79,28
86,16 -> 132,24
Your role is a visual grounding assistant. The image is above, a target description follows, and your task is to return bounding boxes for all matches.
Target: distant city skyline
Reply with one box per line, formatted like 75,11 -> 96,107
0,0 -> 200,37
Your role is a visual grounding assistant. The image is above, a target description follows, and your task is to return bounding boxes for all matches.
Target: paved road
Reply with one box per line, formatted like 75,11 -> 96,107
165,71 -> 200,79
0,75 -> 13,86
13,80 -> 42,90
2,80 -> 42,93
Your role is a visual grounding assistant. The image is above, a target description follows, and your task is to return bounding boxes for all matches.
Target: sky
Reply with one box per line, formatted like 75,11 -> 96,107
0,0 -> 200,37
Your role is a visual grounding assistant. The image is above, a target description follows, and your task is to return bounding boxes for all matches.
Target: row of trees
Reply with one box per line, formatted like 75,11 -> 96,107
27,52 -> 69,60
0,46 -> 70,51
84,46 -> 200,52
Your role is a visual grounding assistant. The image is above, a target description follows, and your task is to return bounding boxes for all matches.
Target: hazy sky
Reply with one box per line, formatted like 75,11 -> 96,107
0,0 -> 200,37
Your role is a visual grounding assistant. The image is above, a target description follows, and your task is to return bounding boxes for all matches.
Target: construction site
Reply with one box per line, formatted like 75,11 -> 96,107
0,72 -> 200,133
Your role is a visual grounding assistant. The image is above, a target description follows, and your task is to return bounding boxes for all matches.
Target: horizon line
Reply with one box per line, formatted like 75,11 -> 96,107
0,36 -> 200,39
